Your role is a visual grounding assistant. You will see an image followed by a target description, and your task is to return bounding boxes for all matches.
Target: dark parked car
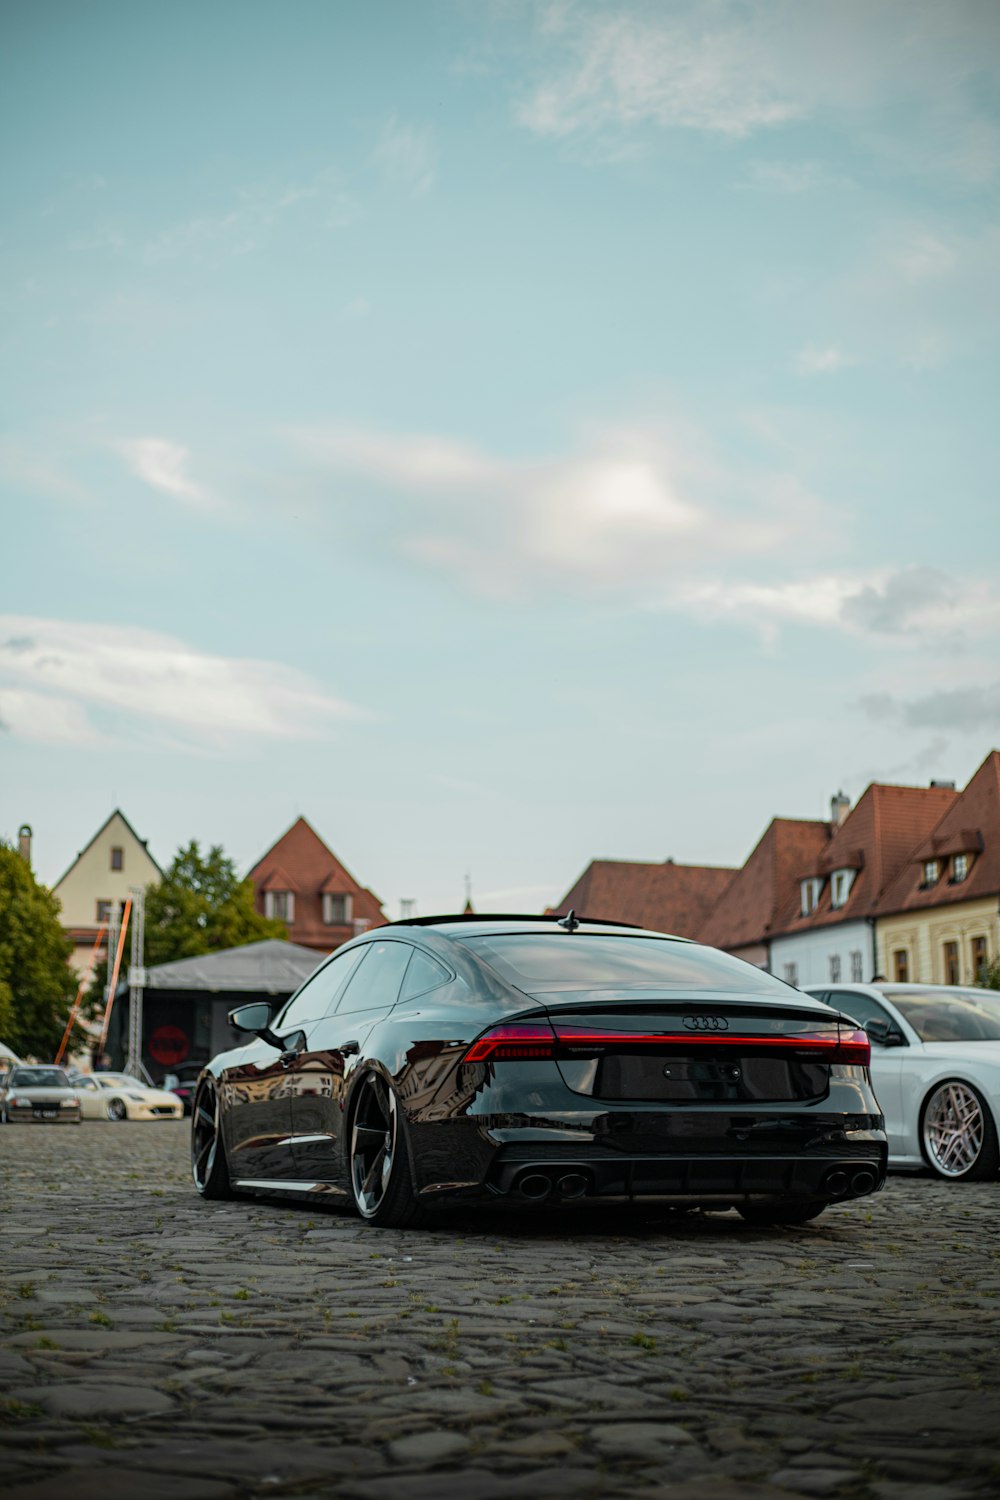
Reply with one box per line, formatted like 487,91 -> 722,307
191,915 -> 887,1227
163,1062 -> 208,1116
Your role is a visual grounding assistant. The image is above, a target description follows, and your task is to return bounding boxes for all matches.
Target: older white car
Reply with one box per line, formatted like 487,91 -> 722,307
0,1065 -> 81,1124
71,1072 -> 183,1122
807,983 -> 1000,1181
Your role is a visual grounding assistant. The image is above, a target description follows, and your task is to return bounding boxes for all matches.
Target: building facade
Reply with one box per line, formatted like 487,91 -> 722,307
699,817 -> 831,969
51,809 -> 163,978
248,817 -> 386,953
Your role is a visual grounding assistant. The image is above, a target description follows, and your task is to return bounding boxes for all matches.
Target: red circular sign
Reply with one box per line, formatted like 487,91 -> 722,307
148,1026 -> 190,1066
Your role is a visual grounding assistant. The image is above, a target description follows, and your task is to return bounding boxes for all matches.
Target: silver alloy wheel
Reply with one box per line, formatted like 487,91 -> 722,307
351,1075 -> 397,1218
922,1081 -> 985,1177
192,1082 -> 220,1190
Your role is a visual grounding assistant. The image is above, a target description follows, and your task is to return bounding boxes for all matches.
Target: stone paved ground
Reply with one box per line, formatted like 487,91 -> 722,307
1,1123 -> 999,1500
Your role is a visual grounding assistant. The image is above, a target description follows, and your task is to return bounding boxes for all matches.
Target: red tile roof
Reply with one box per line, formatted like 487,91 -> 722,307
699,818 -> 831,952
770,782 -> 959,937
551,859 -> 736,940
247,817 -> 386,951
876,751 -> 1000,916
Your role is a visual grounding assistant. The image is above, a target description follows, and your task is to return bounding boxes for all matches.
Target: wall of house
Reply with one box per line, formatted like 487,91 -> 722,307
768,921 -> 875,989
877,899 -> 1000,985
52,813 -> 161,977
728,941 -> 768,969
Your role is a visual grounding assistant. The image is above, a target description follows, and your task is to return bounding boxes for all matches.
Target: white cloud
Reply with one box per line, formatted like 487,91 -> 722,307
372,117 -> 437,198
0,617 -> 363,750
143,168 -> 358,264
794,345 -> 857,376
116,438 -> 211,508
289,421 -> 828,595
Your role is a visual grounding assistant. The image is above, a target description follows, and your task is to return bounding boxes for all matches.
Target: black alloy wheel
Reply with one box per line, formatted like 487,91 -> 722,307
349,1073 -> 423,1228
191,1079 -> 234,1199
106,1097 -> 127,1121
738,1201 -> 828,1227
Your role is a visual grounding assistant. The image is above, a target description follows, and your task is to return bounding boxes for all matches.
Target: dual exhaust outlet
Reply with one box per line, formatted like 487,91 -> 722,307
515,1170 -> 589,1202
823,1166 -> 877,1198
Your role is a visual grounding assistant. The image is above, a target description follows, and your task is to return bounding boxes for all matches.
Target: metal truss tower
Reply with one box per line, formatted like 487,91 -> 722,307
124,886 -> 147,1079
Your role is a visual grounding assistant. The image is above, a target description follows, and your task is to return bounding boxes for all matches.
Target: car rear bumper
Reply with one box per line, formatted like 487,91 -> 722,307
5,1110 -> 81,1124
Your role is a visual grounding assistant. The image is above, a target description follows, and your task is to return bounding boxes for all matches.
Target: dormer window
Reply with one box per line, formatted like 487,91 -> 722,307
922,859 -> 940,887
830,869 -> 855,909
110,846 -> 123,871
265,890 -> 294,921
952,853 -> 970,883
322,892 -> 353,925
800,877 -> 823,916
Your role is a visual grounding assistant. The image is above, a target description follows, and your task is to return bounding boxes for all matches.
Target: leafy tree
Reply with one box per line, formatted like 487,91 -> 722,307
976,956 -> 1000,990
143,841 -> 286,967
0,843 -> 76,1058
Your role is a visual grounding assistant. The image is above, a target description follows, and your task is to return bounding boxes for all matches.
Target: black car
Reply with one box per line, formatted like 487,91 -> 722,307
191,915 -> 887,1227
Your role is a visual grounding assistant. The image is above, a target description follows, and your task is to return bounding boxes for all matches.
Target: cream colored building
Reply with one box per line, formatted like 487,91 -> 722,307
876,898 -> 998,986
52,810 -> 162,979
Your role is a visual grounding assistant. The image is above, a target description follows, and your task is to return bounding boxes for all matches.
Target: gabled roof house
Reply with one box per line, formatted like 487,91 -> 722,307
551,857 -> 736,940
698,817 -> 832,967
247,817 -> 386,953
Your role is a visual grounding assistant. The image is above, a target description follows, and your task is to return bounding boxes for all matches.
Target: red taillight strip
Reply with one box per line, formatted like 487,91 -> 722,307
465,1024 -> 870,1065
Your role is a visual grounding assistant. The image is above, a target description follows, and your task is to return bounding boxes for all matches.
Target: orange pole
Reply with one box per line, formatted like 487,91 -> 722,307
55,923 -> 107,1066
98,897 -> 132,1053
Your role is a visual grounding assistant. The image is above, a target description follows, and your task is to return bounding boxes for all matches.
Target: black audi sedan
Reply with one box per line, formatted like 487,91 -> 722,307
191,915 -> 887,1227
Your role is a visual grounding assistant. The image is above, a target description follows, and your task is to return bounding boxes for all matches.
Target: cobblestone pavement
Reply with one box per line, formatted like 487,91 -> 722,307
1,1124 -> 999,1500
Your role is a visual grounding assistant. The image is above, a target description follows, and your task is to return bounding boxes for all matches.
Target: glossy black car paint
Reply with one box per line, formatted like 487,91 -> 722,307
193,919 -> 887,1223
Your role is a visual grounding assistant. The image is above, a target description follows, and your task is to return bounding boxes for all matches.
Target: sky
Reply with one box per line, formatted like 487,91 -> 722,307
2,0 -> 999,917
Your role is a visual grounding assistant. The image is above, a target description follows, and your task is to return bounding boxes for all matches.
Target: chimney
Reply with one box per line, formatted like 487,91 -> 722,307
930,779 -> 956,790
17,823 -> 33,867
830,792 -> 850,828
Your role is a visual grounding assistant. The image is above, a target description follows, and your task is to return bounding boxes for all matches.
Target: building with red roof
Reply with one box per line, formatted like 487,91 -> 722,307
551,857 -> 735,940
247,817 -> 386,954
698,816 -> 832,968
875,751 -> 1000,985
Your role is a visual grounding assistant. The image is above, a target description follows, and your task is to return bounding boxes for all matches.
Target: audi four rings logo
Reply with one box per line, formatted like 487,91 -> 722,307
683,1015 -> 729,1032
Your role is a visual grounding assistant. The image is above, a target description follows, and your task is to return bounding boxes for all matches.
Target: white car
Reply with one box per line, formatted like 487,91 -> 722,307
70,1071 -> 183,1122
806,983 -> 1000,1181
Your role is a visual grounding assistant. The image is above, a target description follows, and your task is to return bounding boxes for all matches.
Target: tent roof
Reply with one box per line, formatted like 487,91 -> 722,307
143,939 -> 324,994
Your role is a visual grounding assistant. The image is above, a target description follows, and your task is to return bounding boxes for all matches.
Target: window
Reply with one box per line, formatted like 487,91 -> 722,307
461,934 -> 795,996
400,949 -> 451,1001
322,892 -> 353,926
277,946 -> 366,1031
353,917 -> 371,936
922,860 -> 940,887
265,891 -> 294,922
800,878 -> 823,916
893,949 -> 909,982
110,846 -> 123,872
829,955 -> 841,983
96,899 -> 112,923
335,941 -> 413,1014
943,940 -> 960,985
783,962 -> 799,987
828,990 -> 900,1041
952,853 -> 970,883
830,870 -> 855,909
972,935 -> 988,980
850,950 -> 863,982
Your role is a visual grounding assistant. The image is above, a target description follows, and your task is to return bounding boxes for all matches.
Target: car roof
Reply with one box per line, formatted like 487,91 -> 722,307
383,914 -> 690,943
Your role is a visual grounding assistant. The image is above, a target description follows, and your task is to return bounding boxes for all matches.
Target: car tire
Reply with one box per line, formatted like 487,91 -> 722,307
738,1201 -> 828,1227
106,1098 -> 127,1121
191,1079 -> 235,1199
920,1079 -> 999,1182
349,1072 -> 425,1229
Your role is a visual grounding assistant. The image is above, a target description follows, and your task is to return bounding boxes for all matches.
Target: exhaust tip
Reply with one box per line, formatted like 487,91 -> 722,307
851,1169 -> 876,1195
517,1172 -> 552,1202
555,1172 -> 589,1200
824,1169 -> 849,1197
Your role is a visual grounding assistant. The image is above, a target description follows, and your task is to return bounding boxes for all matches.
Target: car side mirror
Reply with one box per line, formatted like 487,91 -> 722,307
229,1002 -> 286,1051
865,1018 -> 904,1047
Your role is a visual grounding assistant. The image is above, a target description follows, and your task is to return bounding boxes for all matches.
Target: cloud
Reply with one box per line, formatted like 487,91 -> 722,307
287,421 -> 829,595
0,617 -> 363,750
372,117 -> 437,198
794,346 -> 857,377
744,160 -> 834,194
861,683 -> 1000,733
116,438 -> 209,506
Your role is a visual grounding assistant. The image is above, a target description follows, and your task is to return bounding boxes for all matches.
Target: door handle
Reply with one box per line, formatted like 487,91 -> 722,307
341,1040 -> 360,1057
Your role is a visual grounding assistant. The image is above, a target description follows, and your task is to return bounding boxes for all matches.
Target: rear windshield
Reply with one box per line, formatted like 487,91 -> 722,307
884,989 -> 1000,1043
460,934 -> 793,995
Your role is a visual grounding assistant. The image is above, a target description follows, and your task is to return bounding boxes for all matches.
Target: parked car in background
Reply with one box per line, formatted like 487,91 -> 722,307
162,1062 -> 208,1116
0,1065 -> 81,1124
69,1071 -> 184,1121
806,982 -> 1000,1182
192,914 -> 887,1227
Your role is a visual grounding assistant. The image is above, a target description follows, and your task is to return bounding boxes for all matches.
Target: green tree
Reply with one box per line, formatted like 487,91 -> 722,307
976,956 -> 1000,990
0,844 -> 76,1058
143,841 -> 286,967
